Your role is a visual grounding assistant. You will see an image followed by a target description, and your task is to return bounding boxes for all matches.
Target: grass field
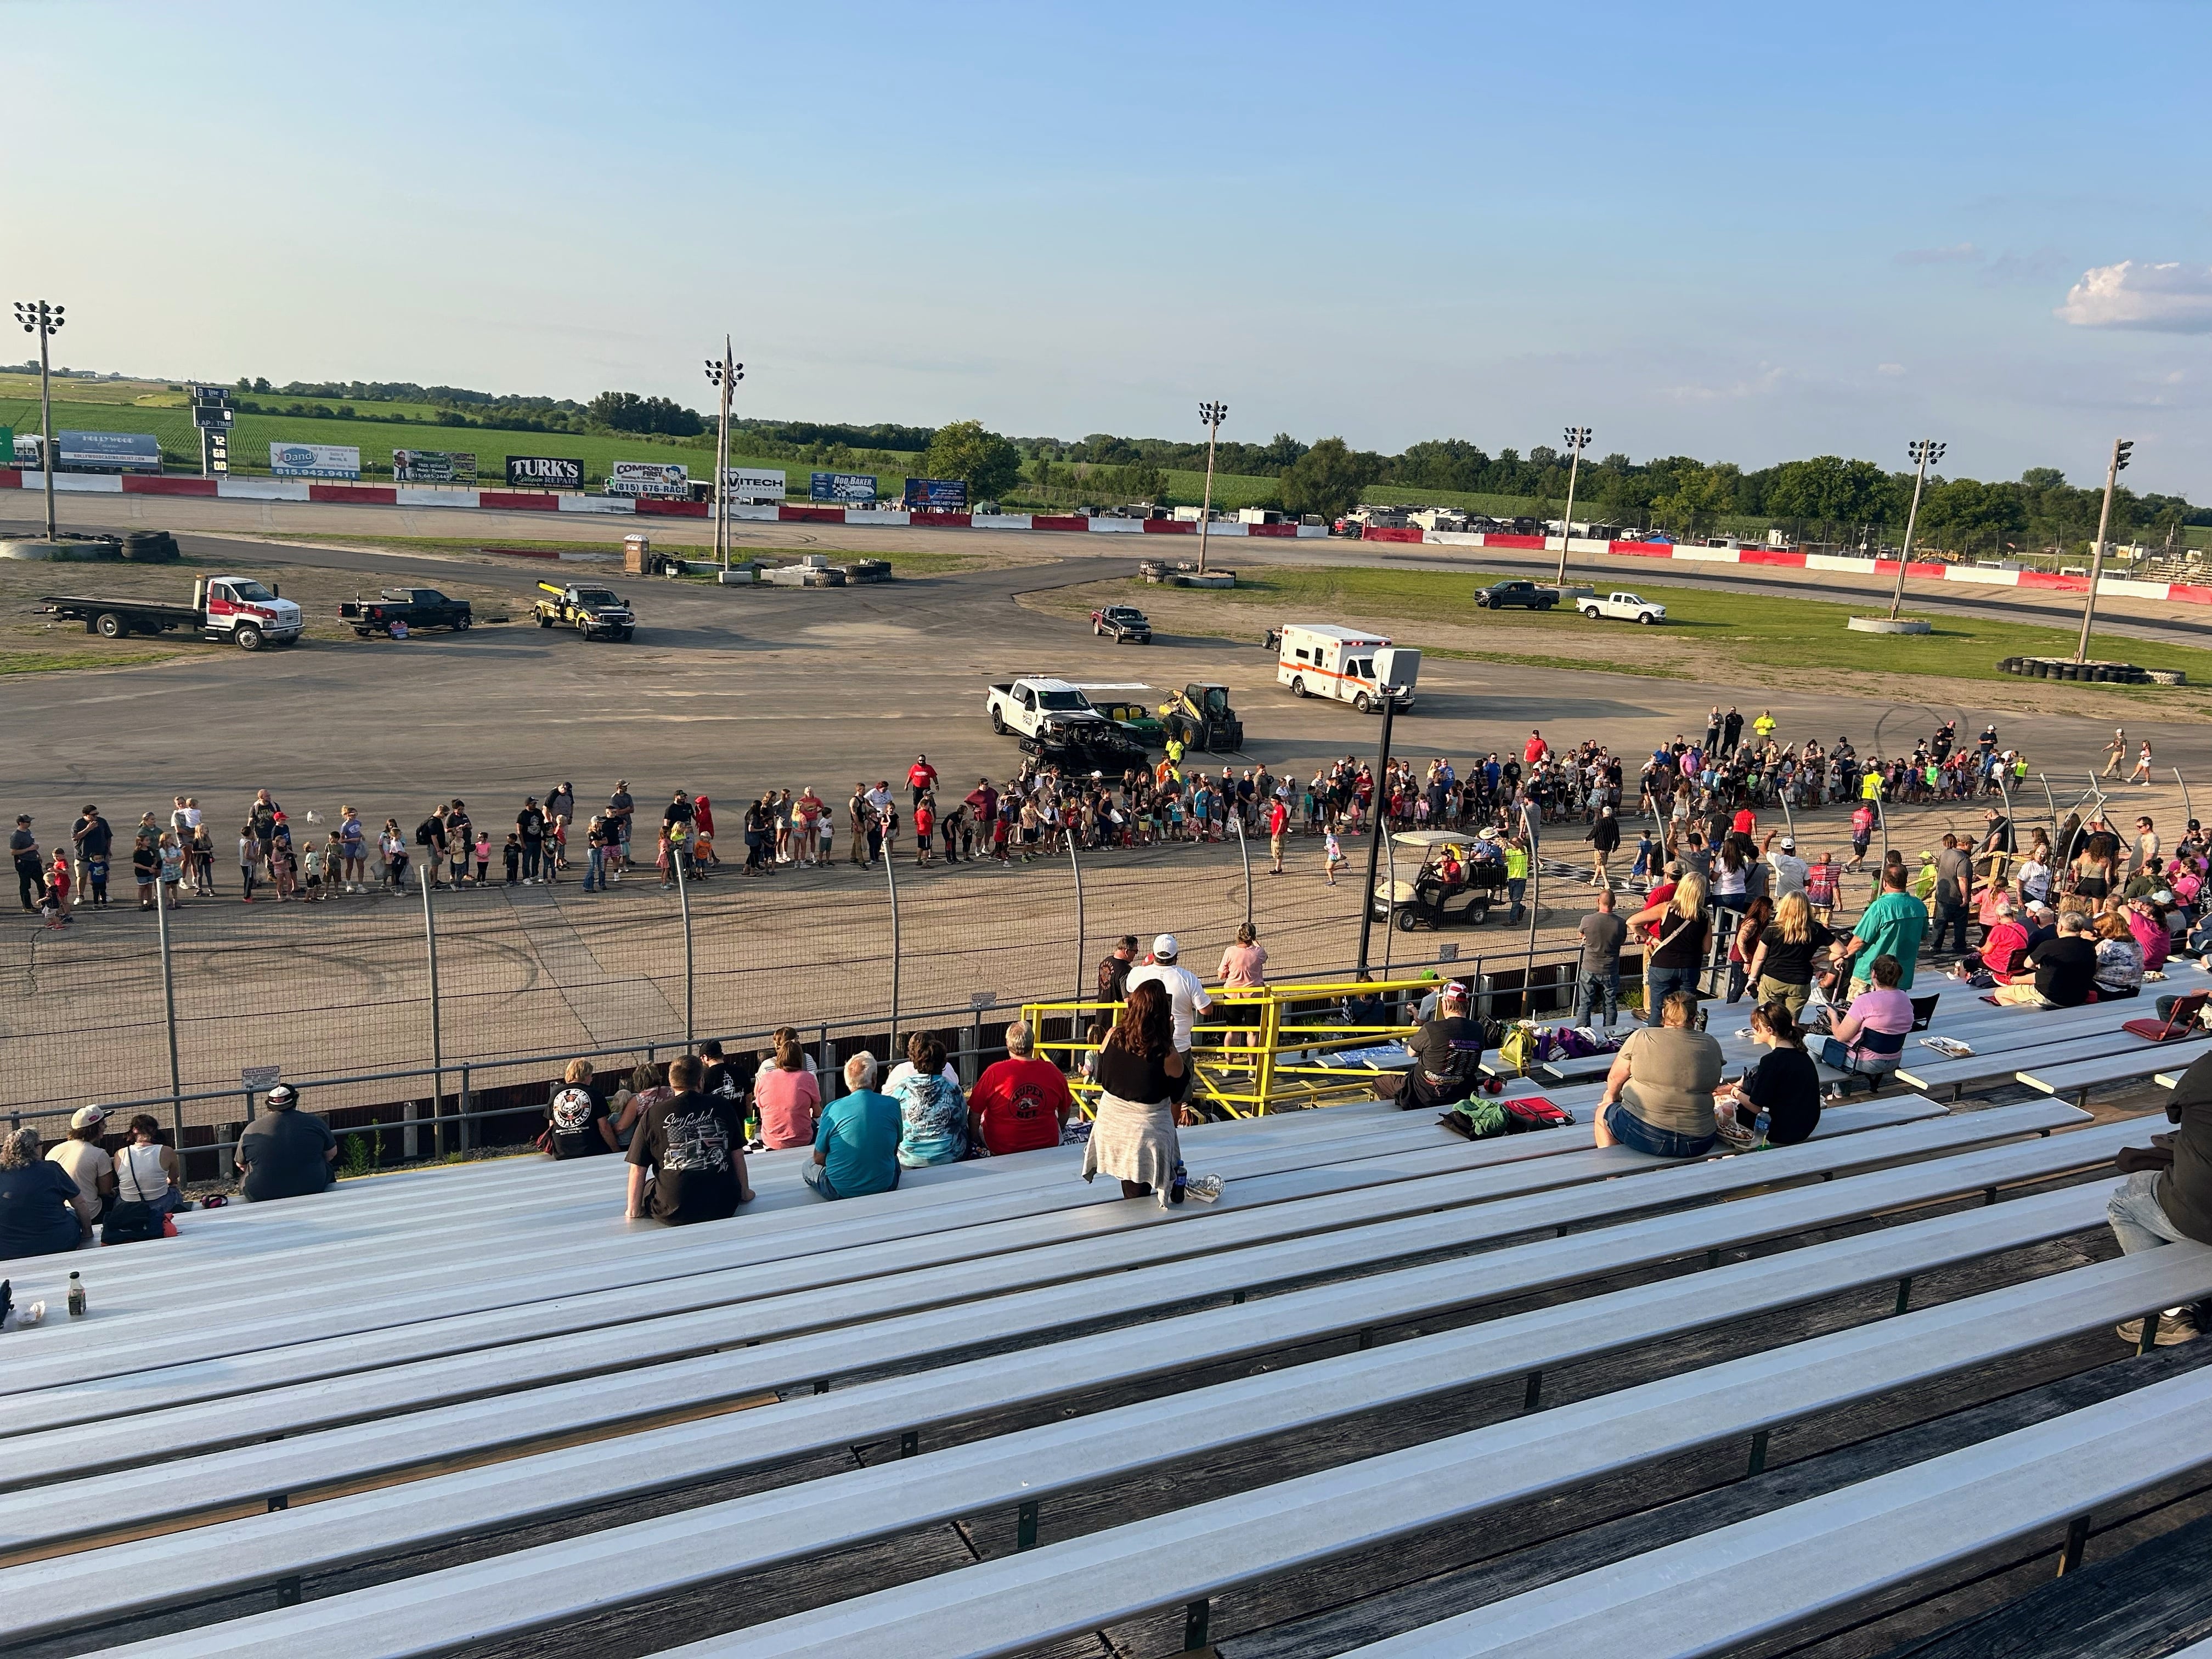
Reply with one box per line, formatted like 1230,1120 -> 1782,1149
0,647 -> 178,674
1066,565 -> 2212,698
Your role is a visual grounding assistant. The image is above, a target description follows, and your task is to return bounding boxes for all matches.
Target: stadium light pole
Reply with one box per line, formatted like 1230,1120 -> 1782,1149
13,299 -> 65,539
2074,437 -> 2132,665
703,340 -> 743,572
1886,438 -> 1944,621
1553,425 -> 1592,588
1196,400 -> 1227,575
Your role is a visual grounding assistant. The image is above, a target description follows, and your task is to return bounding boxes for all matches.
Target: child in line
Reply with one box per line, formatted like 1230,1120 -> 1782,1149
44,851 -> 71,927
475,831 -> 492,885
84,848 -> 109,909
301,842 -> 325,901
503,832 -> 523,885
239,826 -> 259,902
1325,830 -> 1347,887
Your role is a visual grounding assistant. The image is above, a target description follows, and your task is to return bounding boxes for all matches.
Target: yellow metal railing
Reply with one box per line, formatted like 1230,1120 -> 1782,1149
1022,973 -> 1444,1119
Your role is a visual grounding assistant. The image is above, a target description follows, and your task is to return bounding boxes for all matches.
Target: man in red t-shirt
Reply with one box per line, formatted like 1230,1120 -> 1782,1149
968,1022 -> 1074,1155
1524,730 -> 1548,767
1267,794 -> 1290,874
907,755 -> 938,809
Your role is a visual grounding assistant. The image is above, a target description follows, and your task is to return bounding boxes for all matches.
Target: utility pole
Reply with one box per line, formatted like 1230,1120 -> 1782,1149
1196,400 -> 1227,574
1886,438 -> 1945,621
703,340 -> 743,571
2075,437 -> 2133,664
12,299 -> 65,539
1554,425 -> 1592,588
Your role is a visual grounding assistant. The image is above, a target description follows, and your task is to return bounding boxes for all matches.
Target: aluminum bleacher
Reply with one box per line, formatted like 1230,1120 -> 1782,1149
0,975 -> 2200,1659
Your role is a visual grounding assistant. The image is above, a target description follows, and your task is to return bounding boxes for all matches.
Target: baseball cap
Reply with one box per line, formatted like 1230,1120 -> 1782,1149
1442,981 -> 1469,1004
2155,889 -> 2175,904
71,1105 -> 106,1131
1153,933 -> 1180,958
1779,837 -> 1795,850
264,1084 -> 299,1110
2028,900 -> 2055,916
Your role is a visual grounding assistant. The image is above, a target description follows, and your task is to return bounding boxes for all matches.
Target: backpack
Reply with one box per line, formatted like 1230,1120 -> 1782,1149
100,1200 -> 165,1245
415,819 -> 440,848
1504,1094 -> 1575,1132
1496,1023 -> 1538,1076
1439,1101 -> 1510,1140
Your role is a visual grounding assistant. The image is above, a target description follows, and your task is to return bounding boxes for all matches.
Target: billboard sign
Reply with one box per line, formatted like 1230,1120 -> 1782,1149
269,441 -> 361,479
59,430 -> 165,473
505,455 -> 585,490
606,460 -> 691,499
393,448 -> 478,484
721,466 -> 786,505
902,476 -> 969,511
809,471 -> 878,504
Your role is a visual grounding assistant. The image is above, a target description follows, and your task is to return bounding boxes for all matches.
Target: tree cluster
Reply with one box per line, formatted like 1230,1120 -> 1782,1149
585,391 -> 705,437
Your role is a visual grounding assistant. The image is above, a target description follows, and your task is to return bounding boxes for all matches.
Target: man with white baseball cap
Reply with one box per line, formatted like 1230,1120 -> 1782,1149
1125,934 -> 1213,1059
1764,831 -> 1808,899
233,1084 -> 338,1204
47,1105 -> 116,1229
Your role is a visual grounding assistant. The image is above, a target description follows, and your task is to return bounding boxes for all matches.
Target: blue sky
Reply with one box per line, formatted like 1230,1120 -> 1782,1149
5,0 -> 2208,493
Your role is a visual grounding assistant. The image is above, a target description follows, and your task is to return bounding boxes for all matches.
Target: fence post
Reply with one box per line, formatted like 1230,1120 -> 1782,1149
884,845 -> 901,1060
154,879 -> 184,1132
2176,766 -> 2194,827
817,1022 -> 836,1101
1381,830 -> 1396,978
675,839 -> 695,1052
1231,812 -> 1252,932
1255,993 -> 1280,1113
420,871 -> 445,1155
458,1064 -> 473,1152
1520,800 -> 1541,995
1066,834 -> 1085,1010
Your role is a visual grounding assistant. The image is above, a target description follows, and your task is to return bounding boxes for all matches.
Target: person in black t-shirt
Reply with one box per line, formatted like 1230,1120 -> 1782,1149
625,1055 -> 752,1224
1378,983 -> 1484,1109
545,1058 -> 617,1158
1719,1002 -> 1821,1146
516,797 -> 548,883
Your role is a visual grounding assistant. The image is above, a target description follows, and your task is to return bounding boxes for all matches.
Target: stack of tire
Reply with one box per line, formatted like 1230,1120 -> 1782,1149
1998,656 -> 2151,684
123,530 -> 180,563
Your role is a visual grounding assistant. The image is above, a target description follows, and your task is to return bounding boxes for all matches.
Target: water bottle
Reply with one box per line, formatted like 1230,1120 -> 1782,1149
1168,1160 -> 1188,1205
1752,1110 -> 1771,1148
66,1272 -> 86,1318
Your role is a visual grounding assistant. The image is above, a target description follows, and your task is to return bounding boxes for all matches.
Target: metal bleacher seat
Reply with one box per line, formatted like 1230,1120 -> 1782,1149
6,1112 -> 2142,1654
1329,1364 -> 2212,1658
223,1240 -> 2208,1659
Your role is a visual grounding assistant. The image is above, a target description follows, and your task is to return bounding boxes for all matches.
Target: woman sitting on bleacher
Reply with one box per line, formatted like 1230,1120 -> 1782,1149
1717,1002 -> 1820,1147
1082,979 -> 1191,1200
1816,953 -> 1912,1092
890,1039 -> 968,1168
1593,989 -> 1723,1159
2093,911 -> 2145,1000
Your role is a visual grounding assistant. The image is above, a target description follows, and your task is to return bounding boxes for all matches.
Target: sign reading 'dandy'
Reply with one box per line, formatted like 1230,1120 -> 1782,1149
269,442 -> 360,479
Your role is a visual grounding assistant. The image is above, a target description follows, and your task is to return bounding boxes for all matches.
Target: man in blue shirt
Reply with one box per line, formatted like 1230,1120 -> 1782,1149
1838,864 -> 1929,995
805,1052 -> 905,1200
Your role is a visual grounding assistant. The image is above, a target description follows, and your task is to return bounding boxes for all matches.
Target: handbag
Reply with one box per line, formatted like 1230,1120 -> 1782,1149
101,1200 -> 163,1245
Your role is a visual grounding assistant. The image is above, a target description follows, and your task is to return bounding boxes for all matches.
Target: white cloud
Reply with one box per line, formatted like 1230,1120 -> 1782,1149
1895,242 -> 1981,266
1877,362 -> 1906,377
2056,261 -> 2212,332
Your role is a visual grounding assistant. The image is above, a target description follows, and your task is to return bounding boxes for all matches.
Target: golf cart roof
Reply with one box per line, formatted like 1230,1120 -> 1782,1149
1391,829 -> 1471,848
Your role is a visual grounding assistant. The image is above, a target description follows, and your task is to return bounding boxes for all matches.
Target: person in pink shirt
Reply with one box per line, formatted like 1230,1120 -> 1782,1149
2128,898 -> 2172,973
752,1034 -> 822,1149
1217,923 -> 1268,1060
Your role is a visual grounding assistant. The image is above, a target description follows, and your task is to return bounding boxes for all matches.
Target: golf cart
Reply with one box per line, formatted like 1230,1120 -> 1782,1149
1369,828 -> 1509,930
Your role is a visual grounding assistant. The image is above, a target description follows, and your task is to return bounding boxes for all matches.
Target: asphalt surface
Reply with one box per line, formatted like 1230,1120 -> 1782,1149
0,500 -> 2203,838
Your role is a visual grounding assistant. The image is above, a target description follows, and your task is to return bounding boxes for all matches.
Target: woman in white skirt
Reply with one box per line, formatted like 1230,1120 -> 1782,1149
1082,979 -> 1190,1200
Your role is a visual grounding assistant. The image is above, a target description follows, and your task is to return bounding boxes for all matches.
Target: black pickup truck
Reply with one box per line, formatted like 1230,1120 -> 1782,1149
1473,579 -> 1559,611
338,588 -> 475,637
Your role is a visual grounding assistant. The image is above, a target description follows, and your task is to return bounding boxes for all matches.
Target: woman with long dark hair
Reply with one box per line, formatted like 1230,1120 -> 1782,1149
1082,978 -> 1189,1200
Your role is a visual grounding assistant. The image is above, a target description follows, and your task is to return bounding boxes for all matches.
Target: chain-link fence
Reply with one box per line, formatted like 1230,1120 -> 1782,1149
0,831 -> 1581,1153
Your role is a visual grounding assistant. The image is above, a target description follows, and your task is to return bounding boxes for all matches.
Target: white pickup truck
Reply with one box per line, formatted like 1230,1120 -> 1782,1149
986,677 -> 1147,764
1577,590 -> 1667,625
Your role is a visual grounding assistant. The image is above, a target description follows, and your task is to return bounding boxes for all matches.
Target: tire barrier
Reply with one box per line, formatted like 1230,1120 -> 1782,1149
1997,655 -> 2179,686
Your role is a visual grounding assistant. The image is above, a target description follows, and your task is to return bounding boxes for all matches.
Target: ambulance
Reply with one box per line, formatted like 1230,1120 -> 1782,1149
1274,623 -> 1415,712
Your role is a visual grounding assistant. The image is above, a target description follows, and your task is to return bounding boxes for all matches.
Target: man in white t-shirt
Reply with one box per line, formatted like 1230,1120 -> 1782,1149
1125,933 -> 1212,1055
1765,833 -> 1808,899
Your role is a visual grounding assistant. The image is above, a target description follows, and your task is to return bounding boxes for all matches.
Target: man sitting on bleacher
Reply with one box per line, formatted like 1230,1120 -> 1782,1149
624,1054 -> 753,1225
2109,1048 -> 2212,1347
805,1052 -> 903,1201
233,1086 -> 336,1204
1376,981 -> 1483,1111
1992,911 -> 2097,1007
